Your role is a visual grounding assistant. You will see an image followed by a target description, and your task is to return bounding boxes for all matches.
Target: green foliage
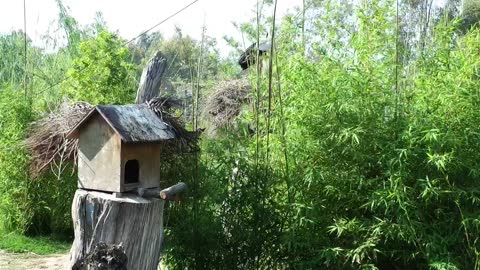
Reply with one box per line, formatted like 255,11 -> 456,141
0,2 -> 86,235
269,1 -> 480,268
63,31 -> 136,104
162,0 -> 480,269
0,229 -> 71,254
162,135 -> 286,269
0,32 -> 29,85
129,32 -> 164,68
0,86 -> 34,232
0,5 -> 130,240
0,86 -> 77,235
3,1 -> 480,269
462,0 -> 480,30
159,28 -> 220,82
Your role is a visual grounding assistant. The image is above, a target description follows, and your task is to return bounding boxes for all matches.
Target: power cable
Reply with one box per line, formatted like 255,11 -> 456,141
123,0 -> 199,46
37,0 -> 199,95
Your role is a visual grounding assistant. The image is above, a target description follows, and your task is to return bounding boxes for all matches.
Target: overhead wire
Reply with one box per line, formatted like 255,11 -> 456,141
123,0 -> 199,47
36,0 -> 199,95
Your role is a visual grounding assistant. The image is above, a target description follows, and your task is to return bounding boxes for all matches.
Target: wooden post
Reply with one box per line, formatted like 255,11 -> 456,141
69,190 -> 165,270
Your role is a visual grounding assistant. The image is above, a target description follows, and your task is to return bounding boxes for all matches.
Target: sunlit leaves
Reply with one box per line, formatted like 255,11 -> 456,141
269,0 -> 480,268
62,31 -> 136,105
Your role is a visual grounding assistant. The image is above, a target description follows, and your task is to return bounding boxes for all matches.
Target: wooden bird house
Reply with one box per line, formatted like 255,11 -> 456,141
67,104 -> 175,193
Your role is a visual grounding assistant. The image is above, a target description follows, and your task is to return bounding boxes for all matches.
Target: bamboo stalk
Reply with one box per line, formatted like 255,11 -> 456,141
266,0 -> 278,167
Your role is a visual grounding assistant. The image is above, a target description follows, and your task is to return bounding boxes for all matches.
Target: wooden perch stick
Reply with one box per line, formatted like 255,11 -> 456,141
160,182 -> 187,201
135,187 -> 161,198
133,182 -> 187,201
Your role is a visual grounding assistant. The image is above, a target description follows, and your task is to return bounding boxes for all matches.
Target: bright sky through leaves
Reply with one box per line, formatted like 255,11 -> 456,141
0,0 -> 300,56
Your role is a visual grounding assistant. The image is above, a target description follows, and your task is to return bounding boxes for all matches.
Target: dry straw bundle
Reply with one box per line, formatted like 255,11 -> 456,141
146,96 -> 200,154
204,79 -> 251,130
26,101 -> 93,178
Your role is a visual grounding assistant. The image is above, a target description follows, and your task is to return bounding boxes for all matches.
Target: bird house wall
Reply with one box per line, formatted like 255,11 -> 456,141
78,115 -> 122,193
120,142 -> 161,192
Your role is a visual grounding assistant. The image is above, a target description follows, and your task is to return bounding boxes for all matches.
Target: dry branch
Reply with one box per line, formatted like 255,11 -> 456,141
26,101 -> 93,178
147,96 -> 200,153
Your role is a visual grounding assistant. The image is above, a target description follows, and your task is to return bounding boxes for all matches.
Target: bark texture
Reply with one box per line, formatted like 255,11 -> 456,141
70,189 -> 165,270
135,51 -> 167,104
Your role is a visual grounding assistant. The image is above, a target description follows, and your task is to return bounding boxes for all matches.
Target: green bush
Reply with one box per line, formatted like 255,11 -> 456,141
162,135 -> 286,269
0,86 -> 77,235
0,86 -> 34,232
273,4 -> 480,269
163,1 -> 480,269
63,31 -> 136,105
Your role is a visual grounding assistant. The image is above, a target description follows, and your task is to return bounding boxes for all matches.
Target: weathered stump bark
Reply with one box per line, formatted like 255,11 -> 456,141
135,51 -> 167,104
70,189 -> 165,270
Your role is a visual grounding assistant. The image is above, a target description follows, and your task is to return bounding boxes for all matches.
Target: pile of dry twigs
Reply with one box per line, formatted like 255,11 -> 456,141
204,79 -> 251,130
26,101 -> 93,178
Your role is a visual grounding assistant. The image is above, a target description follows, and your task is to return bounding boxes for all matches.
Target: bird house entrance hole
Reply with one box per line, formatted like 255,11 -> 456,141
125,160 -> 139,184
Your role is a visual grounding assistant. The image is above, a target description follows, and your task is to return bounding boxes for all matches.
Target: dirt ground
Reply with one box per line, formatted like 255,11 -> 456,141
0,250 -> 68,270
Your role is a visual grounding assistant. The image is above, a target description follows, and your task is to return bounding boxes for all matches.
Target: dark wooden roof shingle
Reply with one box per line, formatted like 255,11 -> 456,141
68,104 -> 176,142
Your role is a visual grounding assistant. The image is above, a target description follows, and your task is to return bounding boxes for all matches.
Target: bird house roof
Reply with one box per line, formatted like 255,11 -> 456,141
67,104 -> 176,143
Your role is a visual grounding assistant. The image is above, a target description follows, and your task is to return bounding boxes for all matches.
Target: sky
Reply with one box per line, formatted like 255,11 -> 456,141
0,0 -> 302,56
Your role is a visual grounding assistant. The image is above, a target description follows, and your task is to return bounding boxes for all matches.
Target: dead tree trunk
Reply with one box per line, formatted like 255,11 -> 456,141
69,190 -> 165,270
135,51 -> 168,104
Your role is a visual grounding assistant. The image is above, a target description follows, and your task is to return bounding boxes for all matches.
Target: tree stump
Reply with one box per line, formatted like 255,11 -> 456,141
69,189 -> 165,270
135,51 -> 167,104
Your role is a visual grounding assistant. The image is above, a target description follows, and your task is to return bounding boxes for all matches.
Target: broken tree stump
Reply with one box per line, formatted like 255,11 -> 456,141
135,51 -> 167,104
69,189 -> 165,270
